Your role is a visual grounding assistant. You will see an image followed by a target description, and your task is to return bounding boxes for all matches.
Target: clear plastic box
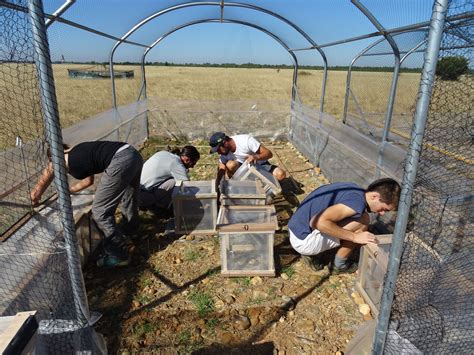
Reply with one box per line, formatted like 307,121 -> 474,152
231,162 -> 282,199
217,205 -> 278,276
173,180 -> 217,235
219,180 -> 266,206
355,234 -> 392,316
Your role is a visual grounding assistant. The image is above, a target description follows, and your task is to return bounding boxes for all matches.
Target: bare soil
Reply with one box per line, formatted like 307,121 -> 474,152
84,139 -> 366,354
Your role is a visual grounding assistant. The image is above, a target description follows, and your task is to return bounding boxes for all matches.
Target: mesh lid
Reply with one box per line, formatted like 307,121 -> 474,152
179,180 -> 215,195
221,180 -> 264,197
217,206 -> 278,231
232,161 -> 251,180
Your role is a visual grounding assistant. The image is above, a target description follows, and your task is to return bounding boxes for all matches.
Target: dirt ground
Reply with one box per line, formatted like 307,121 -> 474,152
84,138 -> 368,354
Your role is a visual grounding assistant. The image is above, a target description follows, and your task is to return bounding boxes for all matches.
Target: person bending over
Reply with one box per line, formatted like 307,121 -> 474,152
288,178 -> 401,273
139,145 -> 200,215
30,141 -> 143,267
208,132 -> 286,185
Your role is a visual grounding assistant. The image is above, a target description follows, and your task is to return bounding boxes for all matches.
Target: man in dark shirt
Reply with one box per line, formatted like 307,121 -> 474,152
31,141 -> 143,267
288,178 -> 401,273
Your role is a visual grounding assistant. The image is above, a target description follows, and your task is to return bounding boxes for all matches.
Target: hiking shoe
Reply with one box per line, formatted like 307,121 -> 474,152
301,255 -> 324,272
96,254 -> 130,267
332,262 -> 358,275
103,233 -> 130,260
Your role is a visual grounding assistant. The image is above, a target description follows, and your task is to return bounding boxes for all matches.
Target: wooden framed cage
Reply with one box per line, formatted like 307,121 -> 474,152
231,162 -> 282,199
173,180 -> 218,235
217,205 -> 278,277
219,179 -> 267,206
355,234 -> 392,317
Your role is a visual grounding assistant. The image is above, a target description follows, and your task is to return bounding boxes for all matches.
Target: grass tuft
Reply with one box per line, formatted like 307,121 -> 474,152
133,321 -> 156,338
187,290 -> 215,317
282,266 -> 295,278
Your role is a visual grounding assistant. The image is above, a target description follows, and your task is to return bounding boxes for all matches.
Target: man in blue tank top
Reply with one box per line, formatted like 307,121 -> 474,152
288,178 -> 400,273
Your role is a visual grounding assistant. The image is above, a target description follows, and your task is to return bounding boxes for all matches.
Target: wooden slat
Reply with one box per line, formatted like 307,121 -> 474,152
220,234 -> 229,274
0,311 -> 37,354
217,223 -> 277,232
221,269 -> 275,277
355,282 -> 380,317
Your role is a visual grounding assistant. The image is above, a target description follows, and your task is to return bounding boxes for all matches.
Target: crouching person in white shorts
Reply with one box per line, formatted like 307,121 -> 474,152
288,179 -> 400,273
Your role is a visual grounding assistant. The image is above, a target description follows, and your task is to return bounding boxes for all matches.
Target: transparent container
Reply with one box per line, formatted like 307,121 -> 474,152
217,205 -> 278,276
220,180 -> 266,206
173,180 -> 217,235
232,162 -> 282,200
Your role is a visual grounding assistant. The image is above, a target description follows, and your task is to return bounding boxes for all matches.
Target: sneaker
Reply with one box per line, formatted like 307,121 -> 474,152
96,254 -> 130,267
332,262 -> 358,275
301,255 -> 324,272
103,233 -> 130,260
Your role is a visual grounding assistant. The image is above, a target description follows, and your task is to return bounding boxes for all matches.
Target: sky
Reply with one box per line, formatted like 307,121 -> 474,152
43,0 -> 436,68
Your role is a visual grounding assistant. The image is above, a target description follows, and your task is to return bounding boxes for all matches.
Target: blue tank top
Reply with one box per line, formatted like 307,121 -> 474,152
288,182 -> 366,240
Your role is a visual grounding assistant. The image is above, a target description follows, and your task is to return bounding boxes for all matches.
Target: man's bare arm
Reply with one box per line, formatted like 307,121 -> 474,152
246,144 -> 273,163
30,162 -> 54,205
216,162 -> 226,185
70,175 -> 94,194
313,204 -> 376,244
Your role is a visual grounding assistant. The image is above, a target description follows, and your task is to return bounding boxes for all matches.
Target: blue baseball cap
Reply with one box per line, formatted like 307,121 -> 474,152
209,132 -> 226,153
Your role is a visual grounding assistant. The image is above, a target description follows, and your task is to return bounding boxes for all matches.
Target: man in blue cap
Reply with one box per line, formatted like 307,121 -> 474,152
209,132 -> 286,185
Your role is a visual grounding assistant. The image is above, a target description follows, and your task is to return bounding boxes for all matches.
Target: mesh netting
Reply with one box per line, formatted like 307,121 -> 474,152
147,98 -> 290,141
0,1 -> 103,353
345,30 -> 427,145
385,1 -> 473,352
1,0 -> 472,353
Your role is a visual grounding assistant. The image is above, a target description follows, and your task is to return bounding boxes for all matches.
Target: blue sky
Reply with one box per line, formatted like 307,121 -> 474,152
44,0 -> 435,67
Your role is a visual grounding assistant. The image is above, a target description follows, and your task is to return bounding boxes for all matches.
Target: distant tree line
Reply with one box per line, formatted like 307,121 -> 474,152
55,60 -> 429,73
55,59 -> 473,75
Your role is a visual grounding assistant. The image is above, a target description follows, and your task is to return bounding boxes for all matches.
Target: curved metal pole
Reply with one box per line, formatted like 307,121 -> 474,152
351,0 -> 401,179
138,19 -> 299,103
45,0 -> 75,28
110,1 -> 326,110
343,31 -> 428,123
372,0 -> 449,352
352,0 -> 401,141
343,36 -> 387,123
400,39 -> 428,64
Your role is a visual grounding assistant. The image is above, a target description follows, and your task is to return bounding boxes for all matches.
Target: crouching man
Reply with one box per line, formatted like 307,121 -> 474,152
208,131 -> 286,185
288,178 -> 401,273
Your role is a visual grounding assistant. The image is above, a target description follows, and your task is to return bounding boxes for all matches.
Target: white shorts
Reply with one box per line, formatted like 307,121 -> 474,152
289,228 -> 340,256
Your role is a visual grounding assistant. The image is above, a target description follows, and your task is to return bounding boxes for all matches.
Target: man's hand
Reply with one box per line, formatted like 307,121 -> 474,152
246,154 -> 259,164
30,194 -> 41,206
353,231 -> 378,245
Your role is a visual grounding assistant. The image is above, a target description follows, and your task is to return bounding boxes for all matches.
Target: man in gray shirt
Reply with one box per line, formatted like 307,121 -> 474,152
139,146 -> 200,213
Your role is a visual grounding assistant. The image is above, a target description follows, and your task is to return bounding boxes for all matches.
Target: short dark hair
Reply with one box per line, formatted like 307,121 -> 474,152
366,178 -> 401,209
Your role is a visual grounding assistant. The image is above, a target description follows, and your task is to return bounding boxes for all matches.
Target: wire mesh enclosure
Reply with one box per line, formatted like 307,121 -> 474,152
0,1 -> 104,353
217,205 -> 278,276
0,0 -> 472,353
173,180 -> 218,235
232,161 -> 282,199
219,179 -> 267,206
384,1 -> 473,352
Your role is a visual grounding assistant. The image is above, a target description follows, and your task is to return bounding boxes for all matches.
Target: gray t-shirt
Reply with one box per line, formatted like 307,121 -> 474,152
140,151 -> 189,189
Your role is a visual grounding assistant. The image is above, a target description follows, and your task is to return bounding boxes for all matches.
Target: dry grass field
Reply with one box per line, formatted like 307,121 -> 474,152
0,63 -> 424,148
51,64 -> 422,128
